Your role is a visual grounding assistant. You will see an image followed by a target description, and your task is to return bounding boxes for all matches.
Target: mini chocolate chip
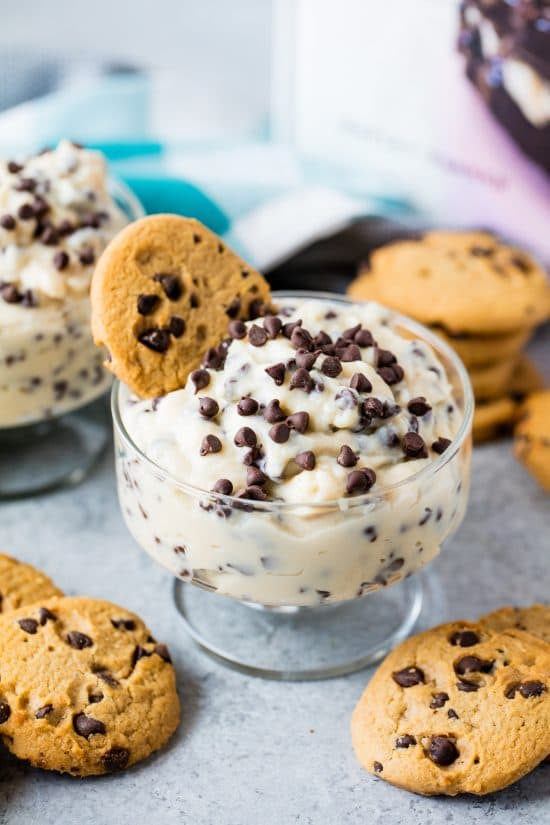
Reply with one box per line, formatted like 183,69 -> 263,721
15,177 -> 36,192
392,666 -> 425,687
457,678 -> 479,692
138,328 -> 170,353
38,607 -> 57,625
346,468 -> 376,495
21,289 -> 36,307
190,369 -> 210,393
243,446 -> 262,466
364,525 -> 378,542
199,397 -> 219,418
40,226 -> 59,245
200,434 -> 222,455
339,344 -> 362,362
447,709 -> 459,719
154,274 -> 181,300
234,427 -> 257,448
35,705 -> 52,719
313,331 -> 333,349
137,294 -> 160,315
295,349 -> 318,370
78,247 -> 95,266
407,397 -> 431,416
0,214 -> 16,230
153,643 -> 172,663
454,655 -> 493,675
282,319 -> 302,338
265,363 -> 286,385
18,618 -> 38,634
430,692 -> 449,709
7,160 -> 23,173
377,349 -> 396,367
248,324 -> 268,346
402,432 -> 428,459
321,356 -> 342,378
432,437 -> 451,454
337,445 -> 358,467
201,347 -> 224,370
342,324 -> 361,340
264,399 -> 286,423
377,365 -> 404,385
212,478 -> 233,495
290,327 -> 314,352
102,747 -> 130,772
269,422 -> 290,443
0,702 -> 11,723
18,203 -> 35,220
363,397 -> 385,419
263,316 -> 282,338
228,319 -> 247,339
350,373 -> 372,393
73,713 -> 106,739
373,761 -> 383,773
167,316 -> 185,337
239,485 -> 268,502
506,681 -> 546,699
450,630 -> 480,647
248,298 -> 268,319
53,250 -> 70,271
395,734 -> 416,748
247,466 -> 267,486
237,397 -> 259,416
290,367 -> 314,393
225,297 -> 241,318
428,736 -> 459,766
295,451 -> 316,470
2,284 -> 24,305
287,411 -> 309,433
355,328 -> 375,347
66,631 -> 93,650
110,618 -> 136,630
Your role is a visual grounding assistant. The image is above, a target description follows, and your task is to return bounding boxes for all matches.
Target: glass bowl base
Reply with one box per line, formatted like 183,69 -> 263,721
173,575 -> 423,681
0,397 -> 109,501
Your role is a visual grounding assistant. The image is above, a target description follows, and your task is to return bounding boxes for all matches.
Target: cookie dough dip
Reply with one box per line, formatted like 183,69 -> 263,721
0,141 -> 131,428
115,294 -> 473,608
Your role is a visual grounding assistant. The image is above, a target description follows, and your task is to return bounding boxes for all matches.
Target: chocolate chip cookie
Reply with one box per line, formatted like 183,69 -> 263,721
351,621 -> 550,795
514,390 -> 550,491
482,605 -> 550,644
348,230 -> 550,335
0,597 -> 180,775
91,214 -> 271,398
473,357 -> 545,442
0,552 -> 62,613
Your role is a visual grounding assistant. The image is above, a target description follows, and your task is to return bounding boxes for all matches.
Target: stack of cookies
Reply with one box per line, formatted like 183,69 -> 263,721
352,604 -> 550,796
0,552 -> 180,776
348,230 -> 550,442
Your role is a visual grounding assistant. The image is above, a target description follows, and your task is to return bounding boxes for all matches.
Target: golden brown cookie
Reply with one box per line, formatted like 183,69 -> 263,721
0,597 -> 180,775
515,390 -> 550,492
430,326 -> 530,369
473,358 -> 545,443
351,621 -> 550,796
91,214 -> 271,398
0,553 -> 62,613
481,605 -> 550,644
349,230 -> 550,334
469,356 -> 520,402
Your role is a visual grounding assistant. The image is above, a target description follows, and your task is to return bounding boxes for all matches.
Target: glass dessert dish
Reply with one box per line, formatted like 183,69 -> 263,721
113,291 -> 473,680
0,143 -> 144,499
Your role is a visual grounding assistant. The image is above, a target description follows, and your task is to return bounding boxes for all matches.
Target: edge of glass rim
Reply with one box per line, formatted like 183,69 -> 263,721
111,289 -> 475,512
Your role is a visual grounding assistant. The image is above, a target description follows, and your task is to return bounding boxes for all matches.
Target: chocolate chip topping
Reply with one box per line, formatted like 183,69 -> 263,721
320,356 -> 342,378
200,434 -> 222,455
78,247 -> 95,266
190,369 -> 210,393
395,734 -> 416,748
53,250 -> 70,271
269,422 -> 290,443
228,319 -> 247,339
264,399 -> 286,423
432,437 -> 452,455
73,713 -> 106,739
450,630 -> 480,647
430,692 -> 450,709
153,273 -> 181,300
0,214 -> 16,230
350,373 -> 372,393
362,397 -> 385,419
290,326 -> 314,351
102,747 -> 130,772
454,655 -> 494,675
138,328 -> 170,353
287,411 -> 309,433
265,363 -> 286,386
66,631 -> 93,650
234,427 -> 257,448
137,294 -> 160,315
377,364 -> 404,385
239,485 -> 268,502
199,397 -> 219,418
402,432 -> 428,459
295,451 -> 316,470
290,367 -> 315,393
407,397 -> 431,416
248,324 -> 268,347
18,618 -> 38,634
7,160 -> 23,173
247,466 -> 267,486
295,349 -> 318,370
237,397 -> 259,416
337,445 -> 358,467
263,315 -> 282,338
0,702 -> 11,723
282,319 -> 302,338
392,666 -> 425,687
17,203 -> 35,220
428,736 -> 459,767
338,344 -> 362,362
355,328 -> 375,347
506,681 -> 546,699
346,467 -> 376,495
212,478 -> 233,495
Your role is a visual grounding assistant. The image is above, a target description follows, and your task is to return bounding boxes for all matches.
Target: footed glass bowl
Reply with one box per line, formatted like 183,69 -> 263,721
0,178 -> 144,500
113,291 -> 473,679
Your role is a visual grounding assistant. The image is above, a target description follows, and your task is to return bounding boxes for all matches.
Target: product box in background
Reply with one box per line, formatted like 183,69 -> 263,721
272,0 -> 550,260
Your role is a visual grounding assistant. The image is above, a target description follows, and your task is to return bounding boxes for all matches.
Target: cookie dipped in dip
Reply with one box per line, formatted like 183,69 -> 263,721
0,141 -> 129,427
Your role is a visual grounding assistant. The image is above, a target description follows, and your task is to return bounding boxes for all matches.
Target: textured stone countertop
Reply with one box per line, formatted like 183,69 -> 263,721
1,339 -> 549,825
